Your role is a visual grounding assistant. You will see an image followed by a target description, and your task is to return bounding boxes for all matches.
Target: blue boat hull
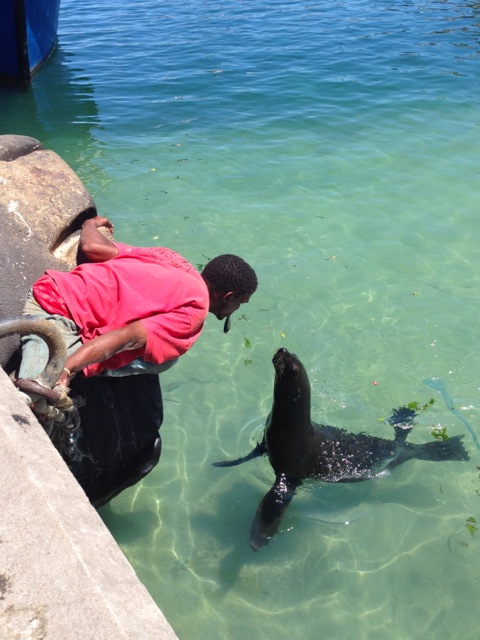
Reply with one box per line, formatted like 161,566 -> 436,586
0,0 -> 61,86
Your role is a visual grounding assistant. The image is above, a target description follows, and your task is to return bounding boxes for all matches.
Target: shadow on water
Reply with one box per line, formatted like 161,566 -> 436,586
98,502 -> 160,545
187,469 -> 385,595
188,441 -> 471,597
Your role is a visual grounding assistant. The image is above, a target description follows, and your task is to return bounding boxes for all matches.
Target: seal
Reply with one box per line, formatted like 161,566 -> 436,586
213,348 -> 469,551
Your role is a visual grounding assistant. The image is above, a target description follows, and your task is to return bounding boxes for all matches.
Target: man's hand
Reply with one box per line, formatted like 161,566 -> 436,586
89,216 -> 113,230
79,216 -> 119,262
56,369 -> 71,388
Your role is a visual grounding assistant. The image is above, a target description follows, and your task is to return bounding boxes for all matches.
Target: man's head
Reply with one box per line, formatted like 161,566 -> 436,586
201,254 -> 258,330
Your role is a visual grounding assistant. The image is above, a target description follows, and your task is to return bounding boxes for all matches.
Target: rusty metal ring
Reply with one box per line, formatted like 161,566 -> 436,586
14,378 -> 62,403
0,316 -> 67,388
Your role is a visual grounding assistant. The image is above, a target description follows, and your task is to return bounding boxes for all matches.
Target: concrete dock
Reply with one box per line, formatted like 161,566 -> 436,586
0,367 -> 179,640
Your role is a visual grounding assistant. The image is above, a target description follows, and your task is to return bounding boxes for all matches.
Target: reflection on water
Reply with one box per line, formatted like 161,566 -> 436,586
0,46 -> 105,189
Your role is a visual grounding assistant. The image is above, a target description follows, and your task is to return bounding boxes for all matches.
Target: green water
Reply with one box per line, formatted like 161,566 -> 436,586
2,0 -> 480,637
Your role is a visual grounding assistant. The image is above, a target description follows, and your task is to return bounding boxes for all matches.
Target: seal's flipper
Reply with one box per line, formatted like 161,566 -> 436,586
408,434 -> 469,462
386,434 -> 469,472
387,406 -> 417,426
387,406 -> 417,444
249,474 -> 302,551
212,439 -> 266,467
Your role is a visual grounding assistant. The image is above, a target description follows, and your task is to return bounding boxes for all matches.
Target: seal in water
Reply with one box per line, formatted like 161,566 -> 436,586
213,348 -> 469,551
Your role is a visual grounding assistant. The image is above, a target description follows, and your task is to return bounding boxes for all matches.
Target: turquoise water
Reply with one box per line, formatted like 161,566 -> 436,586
2,0 -> 480,637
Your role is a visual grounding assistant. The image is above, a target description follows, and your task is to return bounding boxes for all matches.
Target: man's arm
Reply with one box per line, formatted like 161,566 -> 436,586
79,216 -> 119,262
57,321 -> 147,386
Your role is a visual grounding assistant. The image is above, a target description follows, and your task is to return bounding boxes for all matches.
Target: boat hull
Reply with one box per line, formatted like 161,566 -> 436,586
0,0 -> 61,86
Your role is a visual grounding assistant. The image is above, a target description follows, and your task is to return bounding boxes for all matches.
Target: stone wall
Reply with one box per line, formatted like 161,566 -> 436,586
0,134 -> 96,368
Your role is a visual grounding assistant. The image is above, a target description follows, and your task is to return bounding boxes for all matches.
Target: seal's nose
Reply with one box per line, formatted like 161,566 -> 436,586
273,347 -> 289,365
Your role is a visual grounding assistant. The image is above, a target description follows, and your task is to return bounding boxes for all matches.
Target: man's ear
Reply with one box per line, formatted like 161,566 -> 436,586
222,291 -> 234,302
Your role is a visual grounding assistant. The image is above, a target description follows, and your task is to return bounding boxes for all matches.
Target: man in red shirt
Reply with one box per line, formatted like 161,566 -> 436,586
16,216 -> 258,506
19,215 -> 258,391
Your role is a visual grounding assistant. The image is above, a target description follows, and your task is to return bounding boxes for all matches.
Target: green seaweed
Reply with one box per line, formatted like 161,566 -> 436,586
195,254 -> 212,272
431,425 -> 448,441
466,517 -> 477,538
407,398 -> 435,412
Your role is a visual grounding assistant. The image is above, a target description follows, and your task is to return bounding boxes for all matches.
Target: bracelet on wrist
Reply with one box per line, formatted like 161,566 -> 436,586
63,367 -> 71,378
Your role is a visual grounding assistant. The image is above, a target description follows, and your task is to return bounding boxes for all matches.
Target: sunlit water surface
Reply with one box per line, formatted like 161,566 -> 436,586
2,1 -> 480,638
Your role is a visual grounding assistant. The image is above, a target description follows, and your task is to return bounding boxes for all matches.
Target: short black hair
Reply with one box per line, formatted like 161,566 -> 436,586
201,254 -> 258,297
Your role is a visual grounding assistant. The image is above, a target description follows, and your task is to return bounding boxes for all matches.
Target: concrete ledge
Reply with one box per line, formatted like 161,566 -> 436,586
0,367 -> 178,640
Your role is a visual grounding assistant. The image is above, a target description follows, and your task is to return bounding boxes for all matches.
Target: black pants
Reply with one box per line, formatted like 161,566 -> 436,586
50,373 -> 164,507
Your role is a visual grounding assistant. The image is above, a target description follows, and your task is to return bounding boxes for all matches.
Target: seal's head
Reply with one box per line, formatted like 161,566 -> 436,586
273,347 -> 305,379
272,348 -> 311,407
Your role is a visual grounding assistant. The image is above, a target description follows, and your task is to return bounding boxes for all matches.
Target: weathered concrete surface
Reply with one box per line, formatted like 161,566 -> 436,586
0,367 -> 179,640
0,134 -> 96,368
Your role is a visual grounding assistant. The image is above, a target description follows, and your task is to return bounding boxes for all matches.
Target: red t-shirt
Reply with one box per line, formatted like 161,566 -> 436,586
32,242 -> 209,377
